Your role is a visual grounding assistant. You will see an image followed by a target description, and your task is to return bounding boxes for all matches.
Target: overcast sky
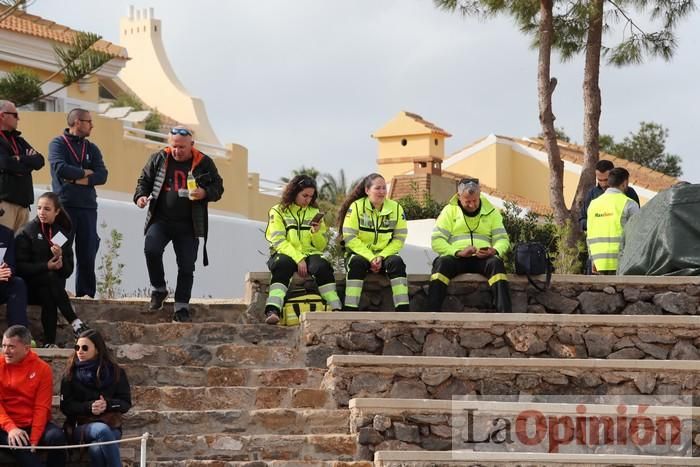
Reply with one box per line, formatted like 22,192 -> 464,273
30,1 -> 700,184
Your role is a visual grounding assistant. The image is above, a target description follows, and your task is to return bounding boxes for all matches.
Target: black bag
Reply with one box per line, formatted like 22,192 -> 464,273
514,242 -> 553,291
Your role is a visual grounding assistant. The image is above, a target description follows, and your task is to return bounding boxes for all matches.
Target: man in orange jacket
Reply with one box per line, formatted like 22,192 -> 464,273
0,325 -> 66,467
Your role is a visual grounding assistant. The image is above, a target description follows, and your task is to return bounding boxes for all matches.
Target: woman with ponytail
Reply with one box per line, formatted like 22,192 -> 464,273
15,192 -> 89,347
337,173 -> 409,311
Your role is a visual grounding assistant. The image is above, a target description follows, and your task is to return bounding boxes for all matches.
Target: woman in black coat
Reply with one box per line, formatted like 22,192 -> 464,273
15,192 -> 89,346
61,329 -> 131,467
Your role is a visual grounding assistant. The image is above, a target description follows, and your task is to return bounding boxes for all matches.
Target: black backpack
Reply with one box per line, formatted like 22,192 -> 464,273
514,242 -> 554,291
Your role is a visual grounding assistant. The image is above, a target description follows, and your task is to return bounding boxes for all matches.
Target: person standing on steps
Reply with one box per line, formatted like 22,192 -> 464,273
49,108 -> 108,298
0,100 -> 45,231
338,173 -> 410,311
134,127 -> 224,323
428,178 -> 512,313
263,175 -> 342,324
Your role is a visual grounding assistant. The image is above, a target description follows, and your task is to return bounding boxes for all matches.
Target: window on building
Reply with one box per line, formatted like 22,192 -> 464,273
401,139 -> 407,146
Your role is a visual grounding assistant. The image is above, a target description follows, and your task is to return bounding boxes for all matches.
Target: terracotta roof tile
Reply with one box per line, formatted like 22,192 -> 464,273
519,137 -> 678,192
404,111 -> 452,137
0,7 -> 128,58
441,170 -> 553,216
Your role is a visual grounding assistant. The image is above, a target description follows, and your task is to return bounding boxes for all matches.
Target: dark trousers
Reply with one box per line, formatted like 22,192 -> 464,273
0,422 -> 66,467
429,255 -> 511,312
268,254 -> 336,289
27,272 -> 79,345
65,207 -> 99,298
345,254 -> 409,311
144,221 -> 199,304
0,276 -> 28,327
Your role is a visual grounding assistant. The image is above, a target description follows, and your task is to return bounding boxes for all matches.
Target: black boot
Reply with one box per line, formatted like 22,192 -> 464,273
428,281 -> 447,312
493,281 -> 512,313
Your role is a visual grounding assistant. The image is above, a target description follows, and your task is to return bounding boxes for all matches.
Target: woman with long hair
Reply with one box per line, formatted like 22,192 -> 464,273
263,174 -> 342,324
15,192 -> 89,347
61,329 -> 131,467
337,173 -> 410,311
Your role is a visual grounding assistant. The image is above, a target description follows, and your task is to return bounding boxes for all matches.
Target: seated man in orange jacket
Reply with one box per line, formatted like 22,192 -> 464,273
0,325 -> 66,467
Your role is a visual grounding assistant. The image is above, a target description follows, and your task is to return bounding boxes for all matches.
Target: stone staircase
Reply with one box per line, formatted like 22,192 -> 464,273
4,274 -> 700,466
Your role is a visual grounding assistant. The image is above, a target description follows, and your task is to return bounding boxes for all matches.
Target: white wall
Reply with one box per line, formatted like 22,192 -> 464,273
31,190 -> 434,299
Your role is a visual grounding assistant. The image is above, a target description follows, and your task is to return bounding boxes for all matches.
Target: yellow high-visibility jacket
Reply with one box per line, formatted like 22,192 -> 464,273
265,203 -> 327,264
342,197 -> 407,262
586,191 -> 631,272
432,194 -> 510,257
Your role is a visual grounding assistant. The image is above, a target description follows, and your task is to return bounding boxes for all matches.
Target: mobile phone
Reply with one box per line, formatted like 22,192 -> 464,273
479,247 -> 490,251
310,212 -> 324,224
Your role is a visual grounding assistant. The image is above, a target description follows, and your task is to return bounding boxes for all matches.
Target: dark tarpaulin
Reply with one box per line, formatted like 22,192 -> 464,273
618,183 -> 700,276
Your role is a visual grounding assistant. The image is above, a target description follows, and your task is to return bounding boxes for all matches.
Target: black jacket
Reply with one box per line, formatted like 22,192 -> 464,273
133,147 -> 224,265
48,130 -> 108,209
0,129 -> 45,207
15,218 -> 74,280
60,365 -> 131,426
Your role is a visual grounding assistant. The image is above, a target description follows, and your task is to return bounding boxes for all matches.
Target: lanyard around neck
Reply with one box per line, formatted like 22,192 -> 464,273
62,134 -> 86,164
40,222 -> 54,246
0,132 -> 18,155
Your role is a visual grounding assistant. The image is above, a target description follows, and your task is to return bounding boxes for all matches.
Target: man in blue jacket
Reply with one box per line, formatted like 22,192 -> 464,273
48,109 -> 108,298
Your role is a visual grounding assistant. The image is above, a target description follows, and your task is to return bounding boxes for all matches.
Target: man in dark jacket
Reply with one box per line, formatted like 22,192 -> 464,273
134,127 -> 224,322
0,224 -> 28,328
48,109 -> 108,298
579,159 -> 640,274
0,100 -> 45,231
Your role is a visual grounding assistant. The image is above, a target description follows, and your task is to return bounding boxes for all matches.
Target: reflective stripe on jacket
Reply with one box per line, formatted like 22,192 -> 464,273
265,203 -> 327,264
586,191 -> 631,272
432,194 -> 510,257
342,197 -> 407,262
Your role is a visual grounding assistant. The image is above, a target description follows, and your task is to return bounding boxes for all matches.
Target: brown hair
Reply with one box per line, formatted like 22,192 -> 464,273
37,192 -> 72,233
64,329 -> 121,384
336,173 -> 384,232
280,175 -> 318,210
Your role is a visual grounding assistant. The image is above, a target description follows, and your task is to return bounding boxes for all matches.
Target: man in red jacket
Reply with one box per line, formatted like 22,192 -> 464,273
0,325 -> 66,467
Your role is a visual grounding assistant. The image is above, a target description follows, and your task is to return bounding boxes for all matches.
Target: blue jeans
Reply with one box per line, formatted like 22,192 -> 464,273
74,422 -> 122,467
0,422 -> 66,467
0,275 -> 28,327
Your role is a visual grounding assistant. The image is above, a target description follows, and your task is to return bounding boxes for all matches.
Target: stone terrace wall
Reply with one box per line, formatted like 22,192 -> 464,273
245,273 -> 700,315
300,313 -> 700,367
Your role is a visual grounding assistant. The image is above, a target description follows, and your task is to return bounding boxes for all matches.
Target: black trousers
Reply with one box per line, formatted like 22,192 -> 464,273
345,254 -> 409,311
268,254 -> 336,288
429,255 -> 511,312
27,272 -> 79,345
144,220 -> 199,305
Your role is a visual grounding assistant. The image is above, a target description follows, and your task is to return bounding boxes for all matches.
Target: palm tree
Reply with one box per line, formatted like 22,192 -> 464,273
319,169 -> 363,204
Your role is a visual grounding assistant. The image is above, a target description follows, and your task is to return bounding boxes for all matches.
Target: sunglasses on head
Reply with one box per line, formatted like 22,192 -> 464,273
297,178 -> 316,188
458,178 -> 479,186
74,344 -> 90,352
2,112 -> 18,118
170,128 -> 192,136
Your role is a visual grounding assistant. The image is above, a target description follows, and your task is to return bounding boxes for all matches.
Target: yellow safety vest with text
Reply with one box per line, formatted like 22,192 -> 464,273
586,192 -> 629,272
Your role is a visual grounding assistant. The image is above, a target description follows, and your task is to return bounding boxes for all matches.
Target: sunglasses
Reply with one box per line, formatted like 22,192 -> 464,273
297,178 -> 316,188
2,112 -> 18,118
170,128 -> 192,136
458,178 -> 479,186
74,344 -> 91,352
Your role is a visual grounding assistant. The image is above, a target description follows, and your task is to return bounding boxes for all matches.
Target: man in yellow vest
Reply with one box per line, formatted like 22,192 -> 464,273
586,167 -> 640,274
429,178 -> 511,312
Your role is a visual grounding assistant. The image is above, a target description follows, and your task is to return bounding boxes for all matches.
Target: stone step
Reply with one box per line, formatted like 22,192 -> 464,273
350,398 -> 697,458
141,433 -> 358,462
301,312 -> 700,367
322,355 -> 700,407
132,386 -> 335,411
124,364 -> 326,388
373,451 -> 700,466
147,460 -> 371,467
113,343 -> 300,368
93,321 -> 298,346
122,408 -> 349,436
